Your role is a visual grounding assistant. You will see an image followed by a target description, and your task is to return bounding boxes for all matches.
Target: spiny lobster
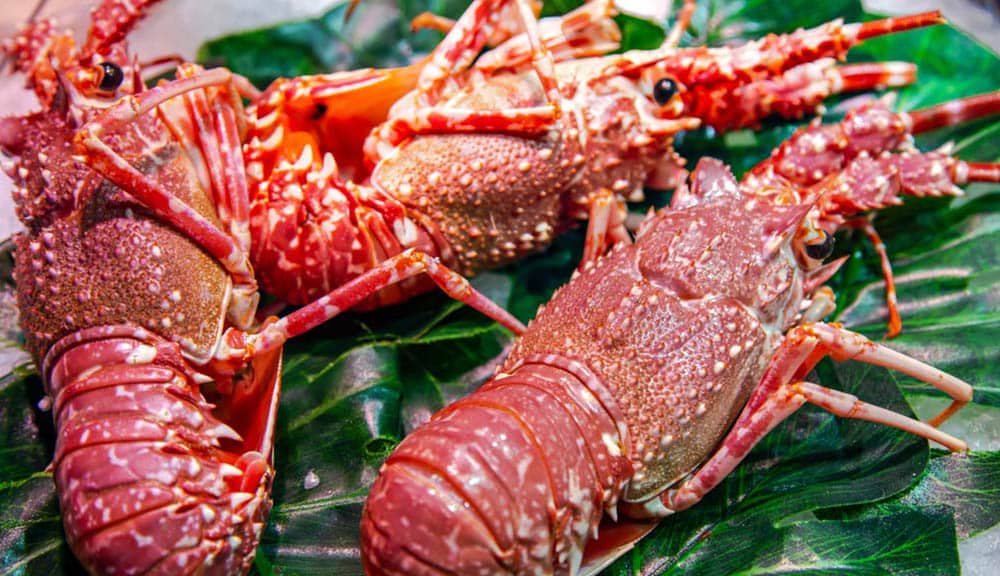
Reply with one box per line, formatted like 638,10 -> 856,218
0,0 -> 524,573
360,91 -> 999,575
245,0 -> 934,319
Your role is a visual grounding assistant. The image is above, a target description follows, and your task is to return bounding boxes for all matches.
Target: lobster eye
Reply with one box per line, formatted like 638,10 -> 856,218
805,231 -> 834,261
98,62 -> 124,92
653,78 -> 678,105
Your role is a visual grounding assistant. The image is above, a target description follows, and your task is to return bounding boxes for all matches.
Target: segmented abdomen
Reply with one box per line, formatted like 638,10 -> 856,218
361,359 -> 632,575
45,326 -> 270,576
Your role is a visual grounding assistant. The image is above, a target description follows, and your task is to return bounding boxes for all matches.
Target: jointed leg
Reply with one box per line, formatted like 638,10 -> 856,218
843,217 -> 901,338
210,250 -> 525,371
806,323 -> 972,426
581,188 -> 630,267
622,321 -> 970,519
410,0 -> 540,47
391,0 -> 563,143
166,64 -> 253,254
473,0 -> 620,74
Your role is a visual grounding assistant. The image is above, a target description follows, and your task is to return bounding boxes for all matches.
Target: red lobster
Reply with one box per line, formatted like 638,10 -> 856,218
359,92 -> 999,574
245,0 -> 933,312
1,1 -> 525,574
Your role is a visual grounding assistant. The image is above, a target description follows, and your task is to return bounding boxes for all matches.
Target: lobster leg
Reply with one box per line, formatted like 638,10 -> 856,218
208,249 -> 525,373
842,217 -> 901,337
581,189 -> 630,267
802,323 -> 973,426
470,0 -> 620,74
414,0 -> 542,104
410,0 -> 539,46
164,63 -> 253,254
387,0 -> 562,144
623,320 -> 969,518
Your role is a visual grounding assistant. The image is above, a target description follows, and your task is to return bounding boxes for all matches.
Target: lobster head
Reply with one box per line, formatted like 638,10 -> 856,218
594,11 -> 941,134
2,0 -> 165,110
1,0 -> 167,227
638,158 -> 844,331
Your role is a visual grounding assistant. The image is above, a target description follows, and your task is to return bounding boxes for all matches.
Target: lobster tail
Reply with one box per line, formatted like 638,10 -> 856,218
44,326 -> 279,575
361,360 -> 632,575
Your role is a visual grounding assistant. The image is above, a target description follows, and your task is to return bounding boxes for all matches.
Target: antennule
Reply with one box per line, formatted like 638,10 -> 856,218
852,11 -> 944,41
905,91 -> 1000,134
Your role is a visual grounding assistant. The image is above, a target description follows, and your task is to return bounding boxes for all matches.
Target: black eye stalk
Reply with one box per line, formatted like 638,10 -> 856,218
98,62 -> 124,92
653,78 -> 678,105
805,232 -> 835,261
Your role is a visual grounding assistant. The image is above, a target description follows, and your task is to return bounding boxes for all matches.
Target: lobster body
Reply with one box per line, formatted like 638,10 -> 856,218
11,108 -> 230,365
361,141 -> 987,573
503,180 -> 799,500
249,50 -> 690,305
247,0 -> 939,308
360,163 -> 798,573
367,63 -> 672,274
8,103 -> 274,575
2,2 -> 288,573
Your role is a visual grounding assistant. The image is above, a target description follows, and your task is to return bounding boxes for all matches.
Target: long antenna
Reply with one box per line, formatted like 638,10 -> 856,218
1,0 -> 52,72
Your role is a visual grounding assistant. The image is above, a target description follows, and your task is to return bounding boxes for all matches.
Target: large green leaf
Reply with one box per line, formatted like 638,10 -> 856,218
0,1 -> 997,575
825,450 -> 1000,540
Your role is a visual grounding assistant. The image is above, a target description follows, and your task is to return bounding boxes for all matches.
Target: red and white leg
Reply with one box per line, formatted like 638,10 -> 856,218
161,63 -> 253,253
472,0 -> 620,74
622,321 -> 971,519
662,0 -> 696,49
410,0 -> 540,47
376,0 -> 563,149
581,188 -> 630,268
207,249 -> 526,374
842,217 -> 901,338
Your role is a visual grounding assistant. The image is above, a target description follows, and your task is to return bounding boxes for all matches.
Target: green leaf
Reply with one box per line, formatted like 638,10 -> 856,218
1,1 -> 998,575
197,0 -> 455,88
652,509 -> 958,576
825,450 -> 1000,540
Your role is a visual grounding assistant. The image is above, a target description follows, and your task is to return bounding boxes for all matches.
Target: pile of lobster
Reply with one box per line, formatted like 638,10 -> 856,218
0,0 -> 996,574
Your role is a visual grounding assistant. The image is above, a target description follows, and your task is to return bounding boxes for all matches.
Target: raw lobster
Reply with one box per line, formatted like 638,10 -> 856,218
2,1 -> 275,572
725,90 -> 1000,338
1,1 -> 525,574
246,0 -> 934,310
359,91 -> 999,574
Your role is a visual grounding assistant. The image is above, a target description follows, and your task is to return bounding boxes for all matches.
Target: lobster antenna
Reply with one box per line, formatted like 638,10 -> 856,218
0,0 -> 51,71
662,0 -> 696,49
25,0 -> 50,23
345,0 -> 362,22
